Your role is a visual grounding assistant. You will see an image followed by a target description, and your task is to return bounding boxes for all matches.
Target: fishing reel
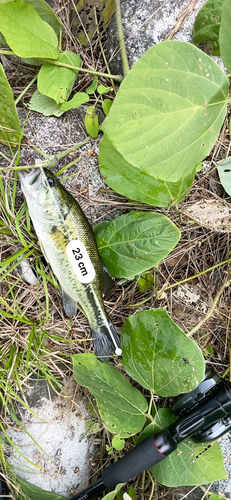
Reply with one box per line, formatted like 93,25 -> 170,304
172,368 -> 231,443
69,369 -> 231,500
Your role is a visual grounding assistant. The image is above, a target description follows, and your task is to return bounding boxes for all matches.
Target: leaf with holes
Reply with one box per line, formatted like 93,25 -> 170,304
102,0 -> 115,25
217,157 -> 231,196
121,308 -> 205,397
72,353 -> 148,438
137,408 -> 227,486
100,41 -> 228,206
0,1 -> 59,59
95,211 -> 181,278
151,437 -> 226,486
193,0 -> 225,56
0,63 -> 22,146
38,51 -> 82,104
220,0 -> 231,72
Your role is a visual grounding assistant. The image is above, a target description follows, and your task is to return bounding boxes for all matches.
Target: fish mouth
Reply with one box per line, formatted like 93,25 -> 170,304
18,168 -> 45,194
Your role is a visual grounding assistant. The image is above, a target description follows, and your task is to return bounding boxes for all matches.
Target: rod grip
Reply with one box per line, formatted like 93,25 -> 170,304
102,430 -> 177,490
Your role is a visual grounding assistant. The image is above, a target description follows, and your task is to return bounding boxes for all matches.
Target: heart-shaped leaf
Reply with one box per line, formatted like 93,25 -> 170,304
121,308 -> 205,397
95,211 -> 181,278
100,41 -> 228,186
0,63 -> 22,146
99,135 -> 196,207
193,0 -> 225,56
219,0 -> 231,72
72,353 -> 148,438
0,1 -> 59,59
38,51 -> 82,104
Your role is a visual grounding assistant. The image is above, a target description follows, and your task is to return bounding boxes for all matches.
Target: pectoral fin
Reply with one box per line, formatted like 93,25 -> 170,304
61,287 -> 78,317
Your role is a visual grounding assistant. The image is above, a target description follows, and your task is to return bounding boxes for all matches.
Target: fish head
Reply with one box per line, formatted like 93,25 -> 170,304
18,167 -> 71,225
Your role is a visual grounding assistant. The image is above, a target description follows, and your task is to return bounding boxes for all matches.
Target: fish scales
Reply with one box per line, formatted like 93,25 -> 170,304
18,167 -> 122,360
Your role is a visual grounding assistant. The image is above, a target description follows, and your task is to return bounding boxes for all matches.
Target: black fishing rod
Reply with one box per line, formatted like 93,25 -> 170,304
70,369 -> 231,500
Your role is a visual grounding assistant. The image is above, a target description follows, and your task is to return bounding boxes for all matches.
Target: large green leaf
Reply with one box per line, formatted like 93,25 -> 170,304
72,353 -> 148,438
0,0 -> 59,59
95,211 -> 181,278
0,63 -> 22,146
38,51 -> 82,104
100,41 -> 228,183
24,0 -> 63,35
17,477 -> 66,500
219,0 -> 231,72
99,135 -> 196,207
193,0 -> 226,56
121,308 -> 205,397
151,437 -> 226,486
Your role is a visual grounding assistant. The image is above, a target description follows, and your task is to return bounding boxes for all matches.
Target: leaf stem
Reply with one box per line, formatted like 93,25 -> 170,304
46,58 -> 123,82
0,49 -> 14,56
115,0 -> 130,76
55,138 -> 91,159
0,50 -> 123,82
15,75 -> 37,105
187,276 -> 231,336
148,391 -> 154,416
140,471 -> 145,500
0,138 -> 91,172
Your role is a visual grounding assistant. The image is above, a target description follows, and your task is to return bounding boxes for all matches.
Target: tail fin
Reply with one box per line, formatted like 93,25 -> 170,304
91,320 -> 122,362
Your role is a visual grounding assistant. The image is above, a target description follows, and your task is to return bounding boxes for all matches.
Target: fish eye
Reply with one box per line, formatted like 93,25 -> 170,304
47,177 -> 55,188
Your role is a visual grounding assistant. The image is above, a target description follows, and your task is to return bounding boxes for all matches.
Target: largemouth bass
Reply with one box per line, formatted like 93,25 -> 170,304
18,167 -> 122,360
